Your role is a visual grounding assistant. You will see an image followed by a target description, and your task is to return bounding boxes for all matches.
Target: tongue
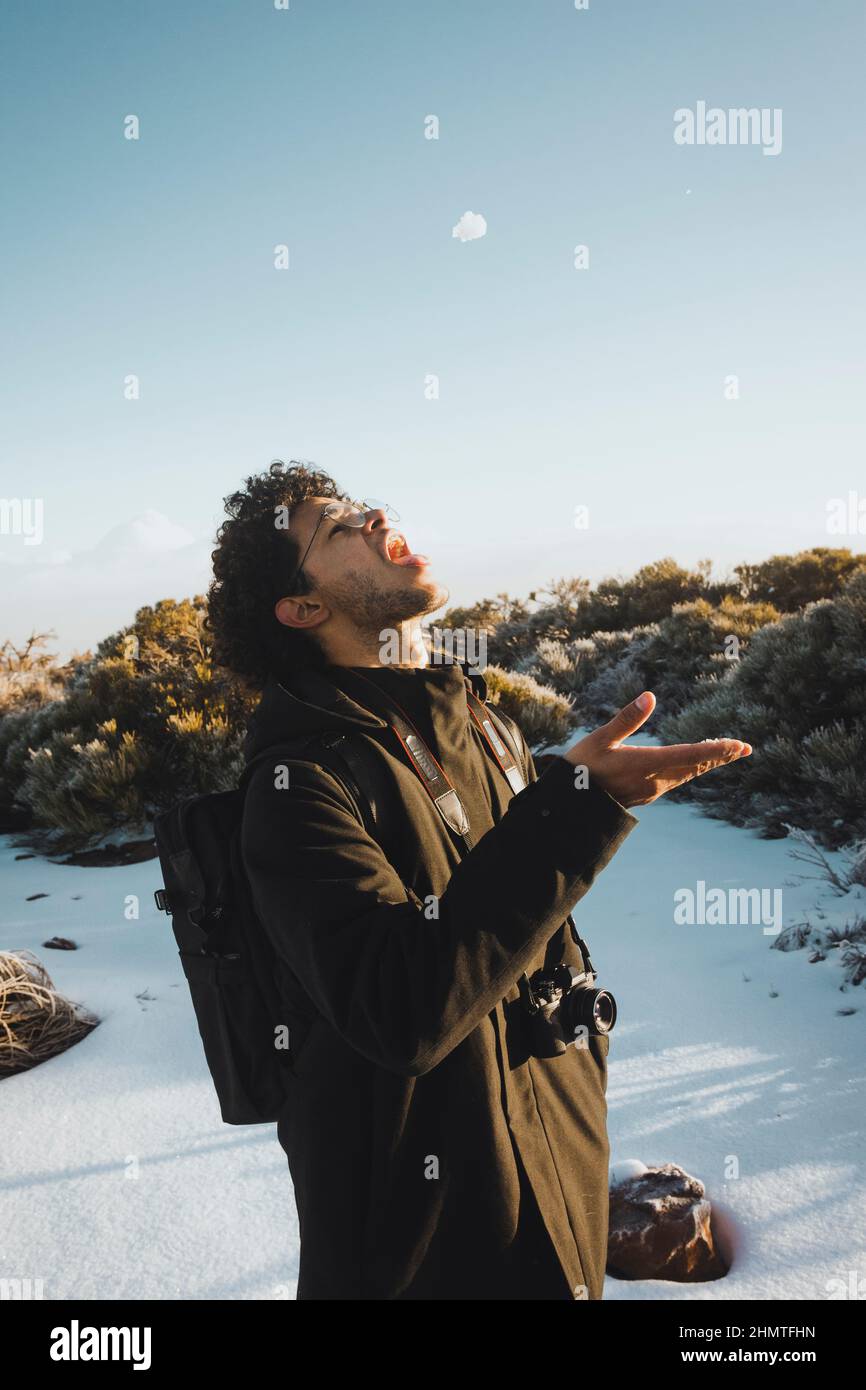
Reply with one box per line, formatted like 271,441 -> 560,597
391,552 -> 428,567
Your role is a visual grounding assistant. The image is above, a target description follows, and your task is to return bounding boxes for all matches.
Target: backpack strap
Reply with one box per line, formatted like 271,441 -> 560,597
240,733 -> 381,840
316,731 -> 381,838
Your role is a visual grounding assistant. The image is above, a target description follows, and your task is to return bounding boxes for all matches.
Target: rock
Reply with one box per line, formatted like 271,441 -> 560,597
607,1162 -> 727,1282
25,892 -> 49,901
42,937 -> 78,951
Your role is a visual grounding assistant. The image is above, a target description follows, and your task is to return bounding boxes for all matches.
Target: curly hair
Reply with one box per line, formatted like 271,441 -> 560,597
207,459 -> 351,689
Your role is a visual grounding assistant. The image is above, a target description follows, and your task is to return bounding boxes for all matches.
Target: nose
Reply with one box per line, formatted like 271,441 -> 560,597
362,507 -> 390,533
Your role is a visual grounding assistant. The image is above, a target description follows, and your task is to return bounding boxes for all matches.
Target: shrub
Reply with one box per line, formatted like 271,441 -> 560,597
840,937 -> 866,987
575,629 -> 659,723
1,598 -> 254,847
733,547 -> 866,611
584,558 -> 731,631
519,633 -> 618,702
519,597 -> 778,730
0,950 -> 99,1075
20,724 -> 151,842
657,570 -> 866,847
0,632 -> 72,723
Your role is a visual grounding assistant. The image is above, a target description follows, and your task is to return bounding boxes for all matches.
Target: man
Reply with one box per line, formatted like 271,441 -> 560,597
207,460 -> 751,1301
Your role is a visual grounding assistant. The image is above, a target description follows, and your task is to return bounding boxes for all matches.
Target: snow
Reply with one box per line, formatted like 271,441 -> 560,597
590,799 -> 866,1301
1,796 -> 864,1301
609,1158 -> 649,1187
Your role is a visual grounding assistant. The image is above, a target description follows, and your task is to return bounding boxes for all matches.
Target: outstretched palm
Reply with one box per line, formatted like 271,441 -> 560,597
563,691 -> 751,809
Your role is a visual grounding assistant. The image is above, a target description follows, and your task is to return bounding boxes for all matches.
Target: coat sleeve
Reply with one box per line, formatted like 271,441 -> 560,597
240,753 -> 637,1077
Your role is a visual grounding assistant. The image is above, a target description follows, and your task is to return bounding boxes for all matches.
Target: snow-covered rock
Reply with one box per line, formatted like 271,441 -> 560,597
607,1163 -> 726,1283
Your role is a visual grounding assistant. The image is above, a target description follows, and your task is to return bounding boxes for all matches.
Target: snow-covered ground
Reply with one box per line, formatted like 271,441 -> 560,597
1,797 -> 863,1301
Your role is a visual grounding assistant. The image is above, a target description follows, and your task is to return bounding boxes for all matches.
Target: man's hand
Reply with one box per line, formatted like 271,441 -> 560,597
562,691 -> 751,809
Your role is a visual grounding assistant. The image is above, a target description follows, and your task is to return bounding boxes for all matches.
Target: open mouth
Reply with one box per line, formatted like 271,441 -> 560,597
385,531 -> 429,568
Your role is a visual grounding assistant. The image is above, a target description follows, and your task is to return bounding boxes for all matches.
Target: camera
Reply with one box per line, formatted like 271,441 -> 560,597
518,963 -> 617,1058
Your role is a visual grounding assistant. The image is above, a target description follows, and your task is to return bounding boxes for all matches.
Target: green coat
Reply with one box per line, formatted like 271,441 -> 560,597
240,661 -> 637,1299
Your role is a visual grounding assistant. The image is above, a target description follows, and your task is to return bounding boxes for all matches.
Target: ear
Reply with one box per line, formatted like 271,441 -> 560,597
274,595 -> 330,632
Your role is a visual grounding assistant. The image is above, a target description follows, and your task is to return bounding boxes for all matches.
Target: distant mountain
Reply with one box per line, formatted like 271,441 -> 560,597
90,510 -> 197,561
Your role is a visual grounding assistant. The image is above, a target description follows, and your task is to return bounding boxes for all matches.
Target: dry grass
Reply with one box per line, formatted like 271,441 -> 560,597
0,950 -> 99,1076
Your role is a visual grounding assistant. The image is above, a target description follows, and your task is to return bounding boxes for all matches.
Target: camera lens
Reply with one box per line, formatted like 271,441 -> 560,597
592,990 -> 617,1034
561,986 -> 618,1038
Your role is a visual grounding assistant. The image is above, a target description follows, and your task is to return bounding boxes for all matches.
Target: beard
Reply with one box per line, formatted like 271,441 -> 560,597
319,567 -> 449,641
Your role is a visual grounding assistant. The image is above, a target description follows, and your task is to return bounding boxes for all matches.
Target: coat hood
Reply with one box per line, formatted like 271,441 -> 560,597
243,669 -> 384,763
243,661 -> 488,763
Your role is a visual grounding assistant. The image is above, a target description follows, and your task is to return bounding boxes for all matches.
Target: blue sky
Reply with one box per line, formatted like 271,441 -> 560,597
1,0 -> 863,658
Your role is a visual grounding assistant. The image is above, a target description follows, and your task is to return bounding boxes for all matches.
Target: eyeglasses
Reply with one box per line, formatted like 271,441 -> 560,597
290,498 -> 400,589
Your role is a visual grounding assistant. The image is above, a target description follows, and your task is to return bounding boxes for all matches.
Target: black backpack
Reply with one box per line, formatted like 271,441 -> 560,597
152,731 -> 383,1126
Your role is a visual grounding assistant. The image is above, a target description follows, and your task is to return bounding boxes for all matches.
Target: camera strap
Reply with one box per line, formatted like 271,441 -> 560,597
340,667 -> 477,851
463,690 -> 527,795
466,698 -> 595,979
464,687 -> 593,977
